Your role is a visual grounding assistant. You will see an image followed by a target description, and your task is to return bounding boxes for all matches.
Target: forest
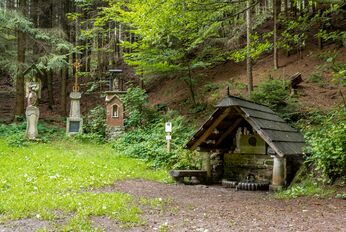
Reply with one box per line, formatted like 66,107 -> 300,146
0,0 -> 345,231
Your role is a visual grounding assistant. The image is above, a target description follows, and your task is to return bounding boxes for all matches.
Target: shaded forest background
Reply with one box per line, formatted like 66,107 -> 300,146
0,0 -> 345,122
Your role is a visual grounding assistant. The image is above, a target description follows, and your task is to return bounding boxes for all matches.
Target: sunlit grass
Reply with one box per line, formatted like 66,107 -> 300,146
0,138 -> 170,230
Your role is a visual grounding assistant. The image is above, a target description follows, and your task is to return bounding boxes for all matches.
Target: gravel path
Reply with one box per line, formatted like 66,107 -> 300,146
0,179 -> 345,232
93,179 -> 346,232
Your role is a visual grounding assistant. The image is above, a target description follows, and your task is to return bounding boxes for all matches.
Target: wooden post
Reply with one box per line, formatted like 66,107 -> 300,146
165,122 -> 172,153
203,152 -> 212,184
166,132 -> 171,152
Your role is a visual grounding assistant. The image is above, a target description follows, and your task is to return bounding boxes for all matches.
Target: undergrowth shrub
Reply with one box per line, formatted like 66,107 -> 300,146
78,105 -> 107,143
113,87 -> 201,169
303,107 -> 346,182
112,114 -> 200,169
0,122 -> 63,147
83,105 -> 107,136
276,178 -> 335,199
250,78 -> 299,121
123,87 -> 156,128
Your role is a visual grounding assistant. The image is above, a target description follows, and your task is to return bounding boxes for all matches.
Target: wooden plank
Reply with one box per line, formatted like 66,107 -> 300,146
264,130 -> 304,142
252,118 -> 297,132
169,170 -> 207,178
240,107 -> 285,122
215,117 -> 243,146
273,142 -> 305,155
190,108 -> 231,150
217,97 -> 273,114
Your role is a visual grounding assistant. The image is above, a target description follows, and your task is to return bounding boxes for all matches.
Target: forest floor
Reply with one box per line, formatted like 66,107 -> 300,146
1,179 -> 345,231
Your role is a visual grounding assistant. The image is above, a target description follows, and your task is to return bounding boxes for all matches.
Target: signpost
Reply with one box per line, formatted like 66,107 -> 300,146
165,122 -> 172,152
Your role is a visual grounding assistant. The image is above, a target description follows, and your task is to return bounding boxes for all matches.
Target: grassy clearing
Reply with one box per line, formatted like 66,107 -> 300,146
0,138 -> 170,231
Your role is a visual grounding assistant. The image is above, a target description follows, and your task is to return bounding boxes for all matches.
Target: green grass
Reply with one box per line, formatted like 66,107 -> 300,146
275,179 -> 335,199
0,138 -> 170,231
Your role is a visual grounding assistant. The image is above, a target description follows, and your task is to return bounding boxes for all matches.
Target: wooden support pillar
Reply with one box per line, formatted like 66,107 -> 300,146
270,155 -> 286,191
202,152 -> 212,184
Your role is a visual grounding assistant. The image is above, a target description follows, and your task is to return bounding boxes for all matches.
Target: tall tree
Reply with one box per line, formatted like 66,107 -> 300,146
246,0 -> 253,94
273,0 -> 279,69
15,0 -> 27,117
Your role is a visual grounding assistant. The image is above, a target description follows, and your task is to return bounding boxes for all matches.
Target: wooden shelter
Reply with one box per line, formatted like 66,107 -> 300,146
185,95 -> 305,189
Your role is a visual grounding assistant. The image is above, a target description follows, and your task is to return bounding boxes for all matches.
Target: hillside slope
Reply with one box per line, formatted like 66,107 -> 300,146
148,44 -> 346,121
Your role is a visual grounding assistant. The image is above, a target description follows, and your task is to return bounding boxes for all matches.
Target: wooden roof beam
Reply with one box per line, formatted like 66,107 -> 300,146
190,108 -> 231,150
215,117 -> 243,146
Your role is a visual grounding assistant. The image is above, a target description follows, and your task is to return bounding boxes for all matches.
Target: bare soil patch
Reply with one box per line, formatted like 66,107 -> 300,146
0,218 -> 51,232
93,179 -> 346,232
1,180 -> 344,231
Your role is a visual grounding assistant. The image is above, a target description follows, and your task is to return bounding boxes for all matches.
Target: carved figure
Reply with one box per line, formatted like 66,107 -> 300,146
27,85 -> 38,107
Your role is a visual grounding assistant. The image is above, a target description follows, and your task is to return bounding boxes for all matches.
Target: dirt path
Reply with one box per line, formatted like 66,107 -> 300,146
0,180 -> 345,232
93,180 -> 346,232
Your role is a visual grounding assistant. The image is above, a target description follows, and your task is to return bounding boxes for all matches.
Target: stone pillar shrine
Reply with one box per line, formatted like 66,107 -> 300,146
25,84 -> 40,140
66,61 -> 83,135
105,69 -> 126,139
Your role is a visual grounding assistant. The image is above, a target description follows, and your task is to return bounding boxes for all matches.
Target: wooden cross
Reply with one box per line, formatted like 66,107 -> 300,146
72,60 -> 81,92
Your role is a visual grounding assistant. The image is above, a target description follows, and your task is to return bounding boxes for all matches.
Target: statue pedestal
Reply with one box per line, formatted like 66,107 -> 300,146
106,126 -> 124,139
66,92 -> 83,135
26,106 -> 39,140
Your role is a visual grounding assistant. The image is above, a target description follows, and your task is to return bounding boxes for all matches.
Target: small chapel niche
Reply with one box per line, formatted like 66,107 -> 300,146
112,104 -> 119,118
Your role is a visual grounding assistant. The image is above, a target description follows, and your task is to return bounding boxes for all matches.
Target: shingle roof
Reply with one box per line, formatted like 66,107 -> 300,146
185,95 -> 305,157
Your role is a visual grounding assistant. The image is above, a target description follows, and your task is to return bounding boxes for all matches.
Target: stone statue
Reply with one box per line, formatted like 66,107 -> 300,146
27,85 -> 38,107
26,84 -> 39,140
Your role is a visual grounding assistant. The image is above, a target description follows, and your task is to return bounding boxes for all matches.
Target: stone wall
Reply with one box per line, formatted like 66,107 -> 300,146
0,91 -> 15,122
106,126 -> 125,139
223,153 -> 273,182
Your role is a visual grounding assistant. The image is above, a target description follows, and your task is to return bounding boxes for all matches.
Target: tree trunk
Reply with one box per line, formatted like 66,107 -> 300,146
47,69 -> 54,110
246,0 -> 253,94
60,67 -> 67,115
273,0 -> 279,69
15,0 -> 27,118
187,66 -> 196,106
58,0 -> 71,115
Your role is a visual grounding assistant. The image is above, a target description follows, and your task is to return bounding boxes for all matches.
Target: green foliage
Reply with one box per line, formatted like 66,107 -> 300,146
304,107 -> 346,182
116,88 -> 200,169
276,178 -> 335,199
330,63 -> 346,86
0,9 -> 74,77
317,30 -> 346,45
278,14 -> 309,54
188,103 -> 207,114
336,193 -> 346,199
73,133 -> 106,144
97,0 -> 234,80
309,72 -> 325,87
203,82 -> 221,93
112,113 -> 200,169
123,87 -> 157,128
250,78 -> 299,121
0,122 -> 64,147
0,138 -> 169,229
230,33 -> 272,62
83,105 -> 107,137
317,50 -> 346,86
